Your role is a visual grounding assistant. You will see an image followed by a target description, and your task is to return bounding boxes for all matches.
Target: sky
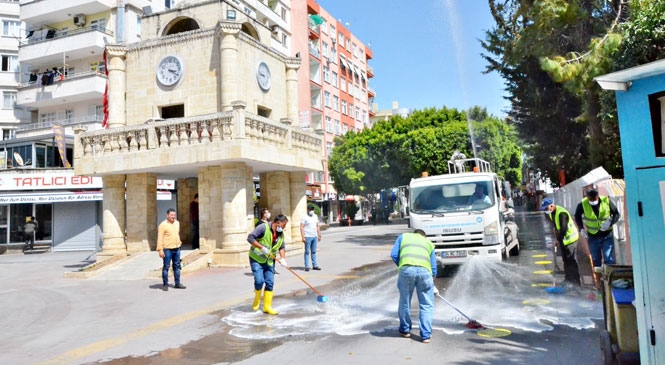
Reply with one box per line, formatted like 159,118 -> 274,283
316,0 -> 509,118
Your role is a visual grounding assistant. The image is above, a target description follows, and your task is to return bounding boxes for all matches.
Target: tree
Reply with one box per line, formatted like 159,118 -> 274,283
327,107 -> 523,194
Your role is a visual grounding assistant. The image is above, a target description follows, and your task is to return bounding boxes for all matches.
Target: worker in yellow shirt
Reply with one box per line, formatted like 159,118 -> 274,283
157,208 -> 186,291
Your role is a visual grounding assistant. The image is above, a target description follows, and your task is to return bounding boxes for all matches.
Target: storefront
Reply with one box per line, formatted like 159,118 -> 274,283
0,171 -> 175,252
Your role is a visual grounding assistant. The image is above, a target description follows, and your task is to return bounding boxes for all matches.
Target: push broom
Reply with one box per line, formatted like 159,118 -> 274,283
436,293 -> 484,329
272,256 -> 328,302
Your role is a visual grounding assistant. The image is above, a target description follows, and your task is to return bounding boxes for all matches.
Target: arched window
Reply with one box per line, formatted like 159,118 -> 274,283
163,17 -> 200,36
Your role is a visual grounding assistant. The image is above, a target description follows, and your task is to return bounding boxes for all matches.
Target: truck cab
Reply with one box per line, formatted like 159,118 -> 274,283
408,158 -> 519,271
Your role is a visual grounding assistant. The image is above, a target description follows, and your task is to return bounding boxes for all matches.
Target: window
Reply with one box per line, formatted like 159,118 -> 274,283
325,116 -> 332,132
281,8 -> 287,21
282,33 -> 287,46
349,103 -> 354,116
340,78 -> 346,93
332,71 -> 338,88
333,96 -> 339,111
330,47 -> 337,62
356,106 -> 360,120
343,124 -> 348,134
352,43 -> 357,57
136,15 -> 141,36
330,25 -> 336,37
338,32 -> 344,45
323,66 -> 330,83
342,100 -> 347,115
326,142 -> 333,158
324,91 -> 331,107
40,112 -> 56,123
322,42 -> 328,58
334,119 -> 341,135
1,55 -> 17,72
90,18 -> 107,31
57,110 -> 75,123
61,27 -> 69,37
2,129 -> 15,140
346,38 -> 351,50
2,92 -> 16,109
2,21 -> 20,37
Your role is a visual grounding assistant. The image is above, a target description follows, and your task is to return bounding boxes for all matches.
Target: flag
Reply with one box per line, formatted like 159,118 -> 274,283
51,123 -> 71,168
101,49 -> 109,129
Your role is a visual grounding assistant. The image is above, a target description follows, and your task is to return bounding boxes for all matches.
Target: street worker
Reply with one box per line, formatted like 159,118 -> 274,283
157,208 -> 186,291
390,230 -> 437,343
574,189 -> 620,268
541,198 -> 581,287
247,214 -> 289,315
300,205 -> 321,272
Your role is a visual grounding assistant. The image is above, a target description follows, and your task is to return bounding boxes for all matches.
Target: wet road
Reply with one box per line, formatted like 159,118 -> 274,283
90,210 -> 604,365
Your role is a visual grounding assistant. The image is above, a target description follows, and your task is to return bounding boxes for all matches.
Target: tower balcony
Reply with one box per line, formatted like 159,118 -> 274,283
74,109 -> 324,178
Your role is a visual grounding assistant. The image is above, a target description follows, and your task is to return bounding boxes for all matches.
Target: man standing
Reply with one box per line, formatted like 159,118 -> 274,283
157,208 -> 186,291
541,198 -> 581,287
574,189 -> 620,268
190,193 -> 199,249
23,217 -> 37,251
247,214 -> 289,315
300,205 -> 321,272
390,230 -> 437,343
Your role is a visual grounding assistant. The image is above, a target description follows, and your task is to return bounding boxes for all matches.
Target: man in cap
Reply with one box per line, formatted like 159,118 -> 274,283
541,198 -> 581,287
574,189 -> 620,268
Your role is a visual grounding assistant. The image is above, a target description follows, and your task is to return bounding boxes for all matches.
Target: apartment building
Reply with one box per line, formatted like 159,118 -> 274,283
0,0 -> 22,142
0,0 -> 173,254
292,0 -> 374,223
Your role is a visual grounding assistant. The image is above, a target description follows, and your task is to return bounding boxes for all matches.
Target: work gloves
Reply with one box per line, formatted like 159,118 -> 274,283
600,219 -> 612,231
580,229 -> 588,239
278,258 -> 288,267
260,246 -> 270,256
433,286 -> 439,295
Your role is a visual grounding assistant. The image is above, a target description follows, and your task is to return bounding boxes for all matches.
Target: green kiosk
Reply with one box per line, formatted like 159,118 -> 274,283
596,61 -> 665,364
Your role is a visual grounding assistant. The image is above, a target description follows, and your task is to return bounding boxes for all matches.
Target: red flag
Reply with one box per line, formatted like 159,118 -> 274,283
101,49 -> 109,129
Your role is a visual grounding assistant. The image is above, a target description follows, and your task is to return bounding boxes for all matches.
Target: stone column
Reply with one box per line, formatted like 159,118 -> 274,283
289,171 -> 307,243
285,59 -> 301,125
106,45 -> 127,129
260,171 -> 292,243
125,173 -> 157,253
198,165 -> 222,254
217,22 -> 241,111
219,162 -> 253,249
98,175 -> 127,261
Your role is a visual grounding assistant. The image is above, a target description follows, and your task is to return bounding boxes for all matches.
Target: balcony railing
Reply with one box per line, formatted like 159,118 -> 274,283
76,111 -> 322,159
21,25 -> 113,46
17,114 -> 103,132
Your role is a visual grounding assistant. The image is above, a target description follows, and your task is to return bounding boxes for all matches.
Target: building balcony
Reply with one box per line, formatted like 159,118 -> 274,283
17,71 -> 106,108
0,71 -> 20,85
367,87 -> 375,97
19,26 -> 113,66
74,109 -> 324,178
366,65 -> 374,78
0,1 -> 19,17
20,0 -> 151,24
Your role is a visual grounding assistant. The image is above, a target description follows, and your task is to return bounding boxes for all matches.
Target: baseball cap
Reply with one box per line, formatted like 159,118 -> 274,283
540,198 -> 553,211
307,205 -> 315,211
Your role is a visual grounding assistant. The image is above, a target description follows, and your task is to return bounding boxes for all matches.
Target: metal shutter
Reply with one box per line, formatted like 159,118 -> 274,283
52,202 -> 97,251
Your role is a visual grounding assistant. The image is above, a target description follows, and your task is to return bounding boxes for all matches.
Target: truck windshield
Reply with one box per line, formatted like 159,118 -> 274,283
410,180 -> 495,213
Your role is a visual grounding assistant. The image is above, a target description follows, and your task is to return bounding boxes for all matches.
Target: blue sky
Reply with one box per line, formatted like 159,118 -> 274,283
316,0 -> 509,118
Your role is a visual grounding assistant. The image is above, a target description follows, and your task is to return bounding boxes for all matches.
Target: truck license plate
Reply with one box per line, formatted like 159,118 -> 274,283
442,228 -> 462,233
442,250 -> 467,258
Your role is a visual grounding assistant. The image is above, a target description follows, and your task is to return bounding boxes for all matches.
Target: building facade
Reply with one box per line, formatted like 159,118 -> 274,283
291,0 -> 374,223
0,0 -> 22,142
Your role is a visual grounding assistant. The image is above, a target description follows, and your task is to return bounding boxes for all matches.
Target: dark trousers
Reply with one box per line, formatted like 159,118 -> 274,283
24,232 -> 34,250
191,221 -> 199,249
560,240 -> 581,285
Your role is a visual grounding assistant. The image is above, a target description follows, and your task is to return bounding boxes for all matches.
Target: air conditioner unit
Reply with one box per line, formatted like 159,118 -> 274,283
271,25 -> 279,34
73,14 -> 86,26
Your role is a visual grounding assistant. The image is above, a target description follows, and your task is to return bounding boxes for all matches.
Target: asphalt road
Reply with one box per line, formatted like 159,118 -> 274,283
0,211 -> 604,365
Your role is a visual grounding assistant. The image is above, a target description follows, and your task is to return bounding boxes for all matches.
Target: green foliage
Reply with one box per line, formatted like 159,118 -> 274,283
345,200 -> 359,219
327,107 -> 524,194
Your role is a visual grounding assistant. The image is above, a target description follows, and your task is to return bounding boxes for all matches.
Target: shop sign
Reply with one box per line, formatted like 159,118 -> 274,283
0,172 -> 175,191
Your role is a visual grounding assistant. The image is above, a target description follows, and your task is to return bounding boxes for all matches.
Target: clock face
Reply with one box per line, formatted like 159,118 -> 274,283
156,55 -> 184,87
256,61 -> 271,92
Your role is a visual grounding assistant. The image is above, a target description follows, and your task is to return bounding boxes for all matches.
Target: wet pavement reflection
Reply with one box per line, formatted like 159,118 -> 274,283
96,210 -> 603,364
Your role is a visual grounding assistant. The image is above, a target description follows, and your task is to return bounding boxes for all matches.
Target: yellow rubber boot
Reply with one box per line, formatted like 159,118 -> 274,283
252,289 -> 262,311
262,290 -> 278,315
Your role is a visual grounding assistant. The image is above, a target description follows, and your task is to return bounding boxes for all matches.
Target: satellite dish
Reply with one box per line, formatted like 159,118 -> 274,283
13,152 -> 24,166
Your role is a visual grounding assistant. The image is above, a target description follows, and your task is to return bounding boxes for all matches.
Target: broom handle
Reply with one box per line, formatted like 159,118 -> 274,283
270,254 -> 325,296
